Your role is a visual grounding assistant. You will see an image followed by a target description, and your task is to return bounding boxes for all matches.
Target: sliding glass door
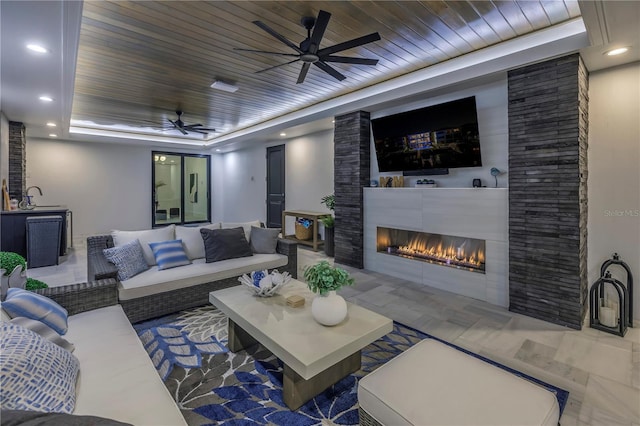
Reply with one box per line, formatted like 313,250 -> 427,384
152,152 -> 210,227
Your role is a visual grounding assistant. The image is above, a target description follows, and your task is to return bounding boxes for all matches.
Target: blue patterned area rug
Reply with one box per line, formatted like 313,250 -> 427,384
133,305 -> 568,425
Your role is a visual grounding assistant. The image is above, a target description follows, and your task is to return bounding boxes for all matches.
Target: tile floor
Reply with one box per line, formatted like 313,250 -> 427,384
29,245 -> 639,425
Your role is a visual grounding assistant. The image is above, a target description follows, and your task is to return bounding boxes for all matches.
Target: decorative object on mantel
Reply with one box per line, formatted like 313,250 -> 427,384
472,178 -> 483,188
415,179 -> 437,188
304,260 -> 354,326
238,269 -> 291,297
379,176 -> 404,188
589,253 -> 633,337
490,167 -> 504,187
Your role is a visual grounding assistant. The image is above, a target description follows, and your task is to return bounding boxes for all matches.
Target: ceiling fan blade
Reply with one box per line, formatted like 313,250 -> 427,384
189,129 -> 210,135
168,119 -> 188,135
317,32 -> 381,56
308,10 -> 331,54
297,62 -> 311,84
314,61 -> 346,81
256,58 -> 301,74
253,20 -> 303,54
185,123 -> 203,127
321,55 -> 379,65
233,47 -> 300,57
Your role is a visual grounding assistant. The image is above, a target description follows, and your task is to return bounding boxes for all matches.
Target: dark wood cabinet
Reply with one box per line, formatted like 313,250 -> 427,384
1,209 -> 68,258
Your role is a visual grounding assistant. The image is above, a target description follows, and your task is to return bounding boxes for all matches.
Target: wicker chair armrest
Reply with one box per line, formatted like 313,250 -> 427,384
87,235 -> 118,281
276,238 -> 297,278
34,279 -> 118,316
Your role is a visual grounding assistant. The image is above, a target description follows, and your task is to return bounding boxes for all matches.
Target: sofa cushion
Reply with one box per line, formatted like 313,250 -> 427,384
250,226 -> 280,254
0,323 -> 79,413
201,227 -> 253,263
2,288 -> 69,335
66,305 -> 186,425
112,225 -> 175,266
118,254 -> 288,300
221,220 -> 261,242
103,239 -> 149,281
148,240 -> 191,270
10,317 -> 74,353
175,223 -> 221,260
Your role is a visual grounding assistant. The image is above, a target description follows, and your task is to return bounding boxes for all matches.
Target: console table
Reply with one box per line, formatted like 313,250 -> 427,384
282,210 -> 331,251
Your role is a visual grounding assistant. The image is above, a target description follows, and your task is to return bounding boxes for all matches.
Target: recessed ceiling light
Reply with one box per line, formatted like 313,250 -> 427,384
605,47 -> 629,56
46,122 -> 56,127
332,119 -> 335,123
280,132 -> 286,137
210,80 -> 239,93
39,96 -> 53,102
27,44 -> 47,53
48,133 -> 57,138
215,149 -> 221,152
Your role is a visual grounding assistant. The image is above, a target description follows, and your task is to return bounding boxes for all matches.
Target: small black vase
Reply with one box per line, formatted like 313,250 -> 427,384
324,227 -> 335,257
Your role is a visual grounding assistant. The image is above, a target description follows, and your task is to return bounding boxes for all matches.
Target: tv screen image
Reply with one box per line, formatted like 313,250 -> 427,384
372,96 -> 482,172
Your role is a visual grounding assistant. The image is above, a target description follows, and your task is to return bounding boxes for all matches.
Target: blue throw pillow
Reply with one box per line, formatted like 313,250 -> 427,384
0,323 -> 79,413
148,239 -> 191,270
103,239 -> 149,281
2,288 -> 69,335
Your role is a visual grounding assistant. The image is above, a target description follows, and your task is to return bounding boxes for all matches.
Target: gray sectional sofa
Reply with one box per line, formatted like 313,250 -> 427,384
87,221 -> 298,323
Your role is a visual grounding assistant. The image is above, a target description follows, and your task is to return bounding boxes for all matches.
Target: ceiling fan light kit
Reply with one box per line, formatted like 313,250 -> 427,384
236,9 -> 380,84
210,80 -> 239,93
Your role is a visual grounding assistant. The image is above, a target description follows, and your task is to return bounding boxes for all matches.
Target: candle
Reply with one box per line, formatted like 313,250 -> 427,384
600,307 -> 617,328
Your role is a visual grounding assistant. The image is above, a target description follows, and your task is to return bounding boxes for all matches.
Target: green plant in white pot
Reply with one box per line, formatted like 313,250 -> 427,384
304,260 -> 354,326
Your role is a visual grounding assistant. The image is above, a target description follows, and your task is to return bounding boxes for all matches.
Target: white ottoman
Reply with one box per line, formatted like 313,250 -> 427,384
357,339 -> 560,426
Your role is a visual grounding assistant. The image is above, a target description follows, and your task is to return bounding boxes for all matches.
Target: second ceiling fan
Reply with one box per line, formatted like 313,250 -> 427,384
236,10 -> 380,84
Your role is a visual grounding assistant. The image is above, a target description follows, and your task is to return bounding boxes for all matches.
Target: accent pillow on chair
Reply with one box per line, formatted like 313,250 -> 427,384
0,323 -> 80,413
249,226 -> 280,254
148,240 -> 191,270
10,317 -> 74,353
200,227 -> 253,263
103,239 -> 149,281
2,288 -> 69,335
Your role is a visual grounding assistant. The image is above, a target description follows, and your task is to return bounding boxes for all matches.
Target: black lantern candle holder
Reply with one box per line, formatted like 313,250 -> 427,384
589,253 -> 633,337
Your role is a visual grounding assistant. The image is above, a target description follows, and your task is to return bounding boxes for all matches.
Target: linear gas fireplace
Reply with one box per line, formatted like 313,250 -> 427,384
377,226 -> 486,274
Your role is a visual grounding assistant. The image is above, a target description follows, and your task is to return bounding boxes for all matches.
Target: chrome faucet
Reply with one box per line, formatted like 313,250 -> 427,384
26,186 -> 43,197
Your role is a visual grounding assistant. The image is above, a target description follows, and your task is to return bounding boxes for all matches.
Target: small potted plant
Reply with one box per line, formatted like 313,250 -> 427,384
320,194 -> 335,257
304,260 -> 354,326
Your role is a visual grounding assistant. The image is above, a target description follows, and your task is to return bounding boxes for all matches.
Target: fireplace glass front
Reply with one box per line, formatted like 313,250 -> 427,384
377,226 -> 486,273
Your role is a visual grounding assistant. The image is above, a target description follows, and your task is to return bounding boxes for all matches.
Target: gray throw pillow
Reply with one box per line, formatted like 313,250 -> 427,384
0,409 -> 133,425
200,227 -> 253,263
250,226 -> 280,254
103,239 -> 149,281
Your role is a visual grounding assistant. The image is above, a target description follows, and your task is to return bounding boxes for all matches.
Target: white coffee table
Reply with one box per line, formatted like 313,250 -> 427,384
209,279 -> 393,410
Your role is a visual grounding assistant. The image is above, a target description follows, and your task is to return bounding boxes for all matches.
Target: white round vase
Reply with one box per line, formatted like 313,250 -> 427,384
311,291 -> 348,326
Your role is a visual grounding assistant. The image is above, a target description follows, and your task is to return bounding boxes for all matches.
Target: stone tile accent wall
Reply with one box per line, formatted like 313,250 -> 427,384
508,53 -> 589,329
334,111 -> 371,269
8,121 -> 25,200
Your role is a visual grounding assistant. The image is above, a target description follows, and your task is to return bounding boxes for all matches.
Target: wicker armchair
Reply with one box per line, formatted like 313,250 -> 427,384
87,234 -> 298,323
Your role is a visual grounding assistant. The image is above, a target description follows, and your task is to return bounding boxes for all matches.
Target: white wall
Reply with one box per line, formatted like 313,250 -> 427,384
214,129 -> 334,234
26,139 -> 207,243
370,78 -> 509,189
588,62 -> 640,324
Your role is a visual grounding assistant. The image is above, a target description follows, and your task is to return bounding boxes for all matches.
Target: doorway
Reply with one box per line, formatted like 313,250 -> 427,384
266,145 -> 285,228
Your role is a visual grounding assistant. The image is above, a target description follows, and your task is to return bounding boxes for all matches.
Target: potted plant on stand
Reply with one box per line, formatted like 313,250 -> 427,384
303,260 -> 354,326
320,194 -> 335,257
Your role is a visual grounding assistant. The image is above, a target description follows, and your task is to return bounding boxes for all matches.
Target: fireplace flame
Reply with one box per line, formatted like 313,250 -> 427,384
395,237 -> 485,270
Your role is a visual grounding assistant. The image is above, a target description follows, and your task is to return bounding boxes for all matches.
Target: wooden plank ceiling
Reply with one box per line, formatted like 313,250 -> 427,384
71,1 -> 580,139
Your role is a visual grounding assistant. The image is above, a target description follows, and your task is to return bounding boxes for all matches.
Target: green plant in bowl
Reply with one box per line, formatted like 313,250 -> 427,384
303,260 -> 354,296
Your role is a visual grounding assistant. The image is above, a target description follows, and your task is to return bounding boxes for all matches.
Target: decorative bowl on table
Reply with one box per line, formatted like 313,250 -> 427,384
238,270 -> 291,297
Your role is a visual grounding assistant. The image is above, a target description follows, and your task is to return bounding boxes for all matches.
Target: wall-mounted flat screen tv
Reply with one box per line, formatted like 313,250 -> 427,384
372,96 -> 482,172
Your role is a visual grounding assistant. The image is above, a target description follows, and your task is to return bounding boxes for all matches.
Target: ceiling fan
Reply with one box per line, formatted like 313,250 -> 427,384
167,110 -> 215,135
235,10 -> 380,84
